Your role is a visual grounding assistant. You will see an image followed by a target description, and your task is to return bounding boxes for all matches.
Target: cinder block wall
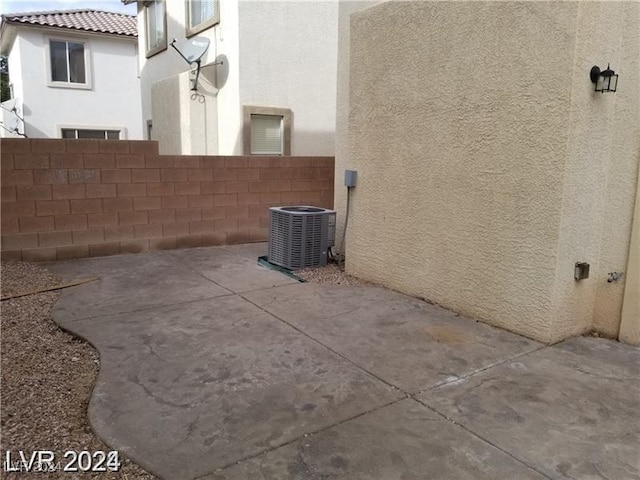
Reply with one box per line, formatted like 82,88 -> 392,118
0,139 -> 334,261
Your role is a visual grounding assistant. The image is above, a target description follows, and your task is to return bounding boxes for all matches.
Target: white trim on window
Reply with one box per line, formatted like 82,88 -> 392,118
186,0 -> 220,37
45,36 -> 92,89
144,0 -> 167,58
58,124 -> 127,140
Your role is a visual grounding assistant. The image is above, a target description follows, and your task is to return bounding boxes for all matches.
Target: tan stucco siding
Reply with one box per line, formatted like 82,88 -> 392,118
340,1 -> 639,343
590,2 -> 640,339
619,169 -> 640,345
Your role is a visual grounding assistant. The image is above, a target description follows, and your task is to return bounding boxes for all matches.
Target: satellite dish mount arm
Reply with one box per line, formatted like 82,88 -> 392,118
170,39 -> 190,64
192,59 -> 203,92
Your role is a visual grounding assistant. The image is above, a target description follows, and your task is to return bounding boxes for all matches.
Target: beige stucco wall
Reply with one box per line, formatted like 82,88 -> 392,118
588,2 -> 640,340
150,71 -> 219,155
619,161 -> 640,345
334,1 -> 379,256
338,1 -> 640,344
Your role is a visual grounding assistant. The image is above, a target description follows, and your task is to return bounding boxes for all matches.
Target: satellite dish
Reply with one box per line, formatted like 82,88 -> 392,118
171,37 -> 219,92
183,37 -> 210,63
6,113 -> 20,132
2,98 -> 16,111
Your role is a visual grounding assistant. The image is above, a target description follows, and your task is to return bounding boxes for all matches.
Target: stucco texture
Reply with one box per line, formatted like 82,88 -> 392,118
338,1 -> 640,344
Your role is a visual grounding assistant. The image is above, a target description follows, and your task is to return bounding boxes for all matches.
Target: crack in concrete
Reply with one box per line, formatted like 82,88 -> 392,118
128,372 -> 192,409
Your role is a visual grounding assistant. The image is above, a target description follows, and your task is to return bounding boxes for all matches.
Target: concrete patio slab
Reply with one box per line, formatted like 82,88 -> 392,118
244,283 -> 542,393
59,294 -> 402,480
205,399 -> 547,480
166,245 -> 299,294
418,336 -> 640,480
47,244 -> 640,480
48,252 -> 232,322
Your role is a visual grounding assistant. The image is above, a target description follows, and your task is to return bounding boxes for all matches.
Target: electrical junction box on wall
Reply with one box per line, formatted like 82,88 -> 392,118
574,262 -> 590,281
344,170 -> 357,187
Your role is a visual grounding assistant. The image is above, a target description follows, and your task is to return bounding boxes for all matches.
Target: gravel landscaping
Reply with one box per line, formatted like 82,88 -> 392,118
295,262 -> 371,285
1,261 -> 156,479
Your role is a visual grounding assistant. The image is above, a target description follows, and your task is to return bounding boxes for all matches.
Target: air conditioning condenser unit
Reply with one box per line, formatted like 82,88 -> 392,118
268,206 -> 336,269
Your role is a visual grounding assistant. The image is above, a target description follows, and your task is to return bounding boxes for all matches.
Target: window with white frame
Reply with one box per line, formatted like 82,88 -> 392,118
48,39 -> 89,87
186,0 -> 219,36
61,128 -> 120,140
144,0 -> 167,57
243,106 -> 292,156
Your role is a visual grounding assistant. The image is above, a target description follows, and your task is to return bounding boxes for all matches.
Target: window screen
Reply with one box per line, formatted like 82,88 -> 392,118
189,0 -> 217,28
250,115 -> 283,155
50,40 -> 85,84
145,1 -> 166,53
50,41 -> 68,82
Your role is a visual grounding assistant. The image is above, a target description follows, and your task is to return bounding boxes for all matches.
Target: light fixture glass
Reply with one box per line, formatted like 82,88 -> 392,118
590,64 -> 618,93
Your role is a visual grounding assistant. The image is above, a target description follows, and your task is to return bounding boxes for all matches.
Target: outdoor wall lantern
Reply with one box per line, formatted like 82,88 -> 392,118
590,64 -> 618,93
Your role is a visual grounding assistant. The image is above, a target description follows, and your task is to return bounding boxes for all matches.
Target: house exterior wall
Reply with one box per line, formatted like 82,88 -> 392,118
4,32 -> 25,137
334,0 -> 379,254
137,0 -> 339,156
135,0 -> 237,153
550,1 -> 640,341
339,1 -> 640,344
7,32 -> 23,107
5,27 -> 142,140
619,171 -> 640,345
237,1 -> 339,156
0,138 -> 334,261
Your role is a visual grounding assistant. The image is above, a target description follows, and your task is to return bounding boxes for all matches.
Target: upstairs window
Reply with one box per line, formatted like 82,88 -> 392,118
48,39 -> 90,88
144,0 -> 167,57
186,0 -> 219,36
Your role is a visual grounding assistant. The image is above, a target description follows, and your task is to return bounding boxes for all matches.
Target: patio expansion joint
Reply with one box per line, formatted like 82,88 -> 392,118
200,340 -> 551,479
412,395 -> 554,480
196,396 -> 406,478
167,257 -> 236,296
417,344 -> 548,394
238,293 -> 410,396
409,343 -> 554,480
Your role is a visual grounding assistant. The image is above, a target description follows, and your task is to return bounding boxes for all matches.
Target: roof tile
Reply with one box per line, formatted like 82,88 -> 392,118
2,9 -> 137,37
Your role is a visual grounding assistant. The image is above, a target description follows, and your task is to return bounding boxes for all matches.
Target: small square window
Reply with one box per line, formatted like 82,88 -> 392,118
243,106 -> 291,156
250,115 -> 283,155
186,0 -> 219,37
144,1 -> 167,57
48,39 -> 89,87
